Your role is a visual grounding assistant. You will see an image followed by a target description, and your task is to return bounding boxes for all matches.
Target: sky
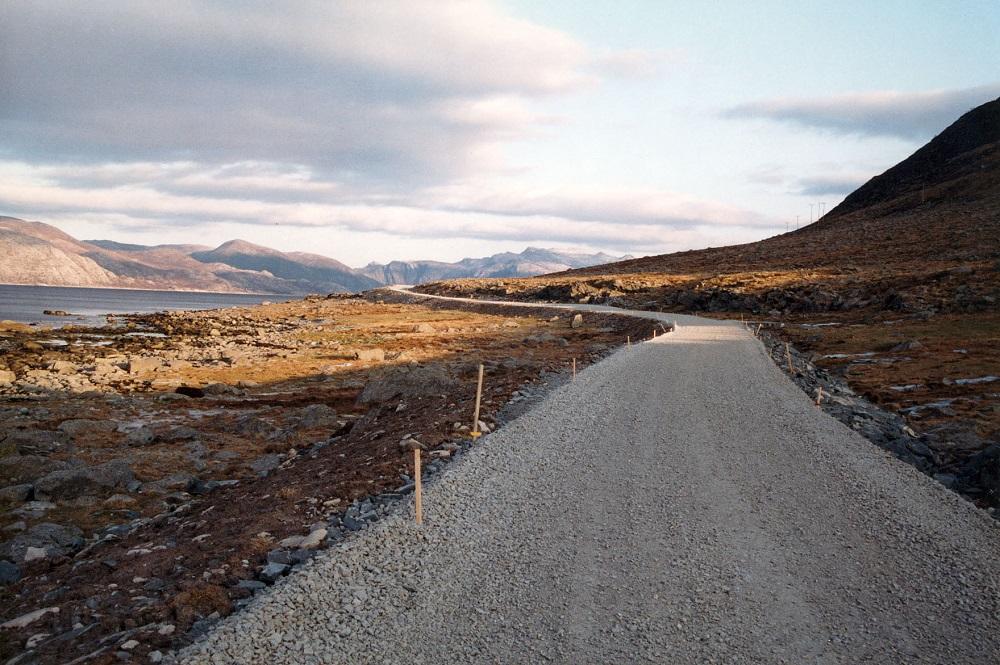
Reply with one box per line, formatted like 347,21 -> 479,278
1,1 -> 998,266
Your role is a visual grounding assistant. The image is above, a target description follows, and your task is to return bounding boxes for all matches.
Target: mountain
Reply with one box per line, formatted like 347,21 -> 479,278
360,247 -> 631,285
562,96 -> 1000,278
190,240 -> 379,293
0,217 -> 631,293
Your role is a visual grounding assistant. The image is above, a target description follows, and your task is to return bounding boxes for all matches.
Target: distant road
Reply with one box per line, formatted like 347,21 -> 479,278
183,288 -> 1000,664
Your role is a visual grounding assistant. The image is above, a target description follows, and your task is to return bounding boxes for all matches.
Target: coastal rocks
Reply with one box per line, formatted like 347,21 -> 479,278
33,459 -> 134,501
0,522 -> 84,562
127,356 -> 163,374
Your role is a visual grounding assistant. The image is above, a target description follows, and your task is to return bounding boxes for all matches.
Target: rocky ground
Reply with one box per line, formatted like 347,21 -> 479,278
0,291 -> 652,664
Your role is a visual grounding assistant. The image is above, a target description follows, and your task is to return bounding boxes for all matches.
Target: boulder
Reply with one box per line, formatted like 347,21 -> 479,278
2,430 -> 68,455
0,522 -> 84,562
33,459 -> 134,501
0,484 -> 32,503
0,455 -> 71,485
571,314 -> 584,329
127,356 -> 162,374
259,562 -> 288,583
411,323 -> 435,333
57,419 -> 117,440
0,369 -> 16,385
125,426 -> 156,447
249,454 -> 283,477
358,365 -> 458,404
0,559 -> 20,585
295,404 -> 338,429
298,528 -> 327,549
354,348 -> 385,362
47,360 -> 77,375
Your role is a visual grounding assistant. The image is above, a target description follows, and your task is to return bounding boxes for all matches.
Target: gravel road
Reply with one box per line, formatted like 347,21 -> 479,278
180,292 -> 1000,664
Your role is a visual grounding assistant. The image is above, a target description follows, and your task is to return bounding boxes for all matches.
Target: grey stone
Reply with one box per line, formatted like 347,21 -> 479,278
0,483 -> 32,503
34,460 -> 134,501
0,559 -> 20,585
259,562 -> 289,583
2,430 -> 68,455
125,426 -> 156,447
249,454 -> 283,477
57,419 -> 117,440
358,365 -> 458,404
295,404 -> 339,428
0,522 -> 84,562
238,579 -> 266,592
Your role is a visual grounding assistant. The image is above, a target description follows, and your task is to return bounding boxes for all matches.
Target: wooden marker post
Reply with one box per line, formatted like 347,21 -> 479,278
470,363 -> 484,439
785,343 -> 793,373
413,448 -> 422,525
627,335 -> 630,347
572,358 -> 576,380
815,386 -> 823,406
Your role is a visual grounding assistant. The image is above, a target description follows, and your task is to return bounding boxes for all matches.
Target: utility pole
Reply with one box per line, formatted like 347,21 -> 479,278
819,202 -> 826,217
809,203 -> 814,223
796,215 -> 800,230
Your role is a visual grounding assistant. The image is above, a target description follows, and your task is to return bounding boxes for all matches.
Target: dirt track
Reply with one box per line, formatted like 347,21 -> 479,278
180,290 -> 1000,664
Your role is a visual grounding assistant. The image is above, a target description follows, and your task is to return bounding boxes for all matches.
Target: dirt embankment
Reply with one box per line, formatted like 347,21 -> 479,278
0,291 -> 653,664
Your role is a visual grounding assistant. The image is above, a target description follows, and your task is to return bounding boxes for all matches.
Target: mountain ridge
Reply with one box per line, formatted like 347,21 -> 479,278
0,216 -> 629,294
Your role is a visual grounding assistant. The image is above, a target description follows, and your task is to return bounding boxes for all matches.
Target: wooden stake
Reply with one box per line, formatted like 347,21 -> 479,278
572,357 -> 576,380
815,386 -> 823,407
756,323 -> 763,336
413,448 -> 422,525
626,335 -> 630,347
785,342 -> 793,373
471,363 -> 484,438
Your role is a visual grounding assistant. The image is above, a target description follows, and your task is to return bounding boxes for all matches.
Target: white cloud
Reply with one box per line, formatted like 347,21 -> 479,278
723,84 -> 1000,139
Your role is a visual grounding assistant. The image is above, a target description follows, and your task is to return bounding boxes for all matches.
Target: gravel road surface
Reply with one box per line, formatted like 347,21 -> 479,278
180,292 -> 1000,664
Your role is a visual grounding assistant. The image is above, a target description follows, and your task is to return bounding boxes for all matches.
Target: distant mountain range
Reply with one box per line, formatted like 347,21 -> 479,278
0,217 -> 629,294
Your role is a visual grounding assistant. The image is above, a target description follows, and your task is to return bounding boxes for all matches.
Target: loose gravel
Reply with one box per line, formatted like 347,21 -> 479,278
178,294 -> 1000,664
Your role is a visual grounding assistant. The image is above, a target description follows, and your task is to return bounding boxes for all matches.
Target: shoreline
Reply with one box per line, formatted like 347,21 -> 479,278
0,281 -> 291,297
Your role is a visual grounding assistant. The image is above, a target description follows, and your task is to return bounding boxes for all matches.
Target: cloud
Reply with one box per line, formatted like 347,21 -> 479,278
0,159 -> 777,253
0,1 -> 612,184
722,83 -> 1000,139
793,175 -> 868,197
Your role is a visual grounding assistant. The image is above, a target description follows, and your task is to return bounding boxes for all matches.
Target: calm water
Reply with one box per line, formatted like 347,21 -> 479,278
0,284 -> 291,326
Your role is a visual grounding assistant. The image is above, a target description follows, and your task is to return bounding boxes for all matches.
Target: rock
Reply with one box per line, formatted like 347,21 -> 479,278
412,323 -> 435,333
175,386 -> 205,398
571,314 -> 583,329
0,483 -> 32,503
0,559 -> 21,585
121,639 -> 139,650
3,430 -> 68,455
47,360 -> 77,375
159,426 -> 201,442
26,632 -> 50,648
298,528 -> 327,549
249,454 -> 283,477
266,549 -> 294,566
0,455 -> 71,485
358,365 -> 458,404
34,459 -> 134,501
0,606 -> 59,629
24,546 -> 48,562
295,404 -> 339,428
149,651 -> 164,663
891,340 -> 925,352
278,535 -> 304,548
203,382 -> 239,395
238,579 -> 266,592
157,624 -> 175,636
127,356 -> 162,374
234,415 -> 282,439
125,426 -> 156,447
58,419 -> 117,440
0,370 -> 16,385
0,523 -> 84,562
354,348 -> 385,362
209,328 -> 221,337
259,562 -> 289,583
142,472 -> 196,494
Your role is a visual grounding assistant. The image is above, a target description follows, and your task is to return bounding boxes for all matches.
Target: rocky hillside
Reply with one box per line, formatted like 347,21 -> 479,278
0,218 -> 629,294
359,247 -> 631,285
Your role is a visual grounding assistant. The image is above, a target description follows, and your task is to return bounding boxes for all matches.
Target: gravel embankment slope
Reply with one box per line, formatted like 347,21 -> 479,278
180,293 -> 1000,664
